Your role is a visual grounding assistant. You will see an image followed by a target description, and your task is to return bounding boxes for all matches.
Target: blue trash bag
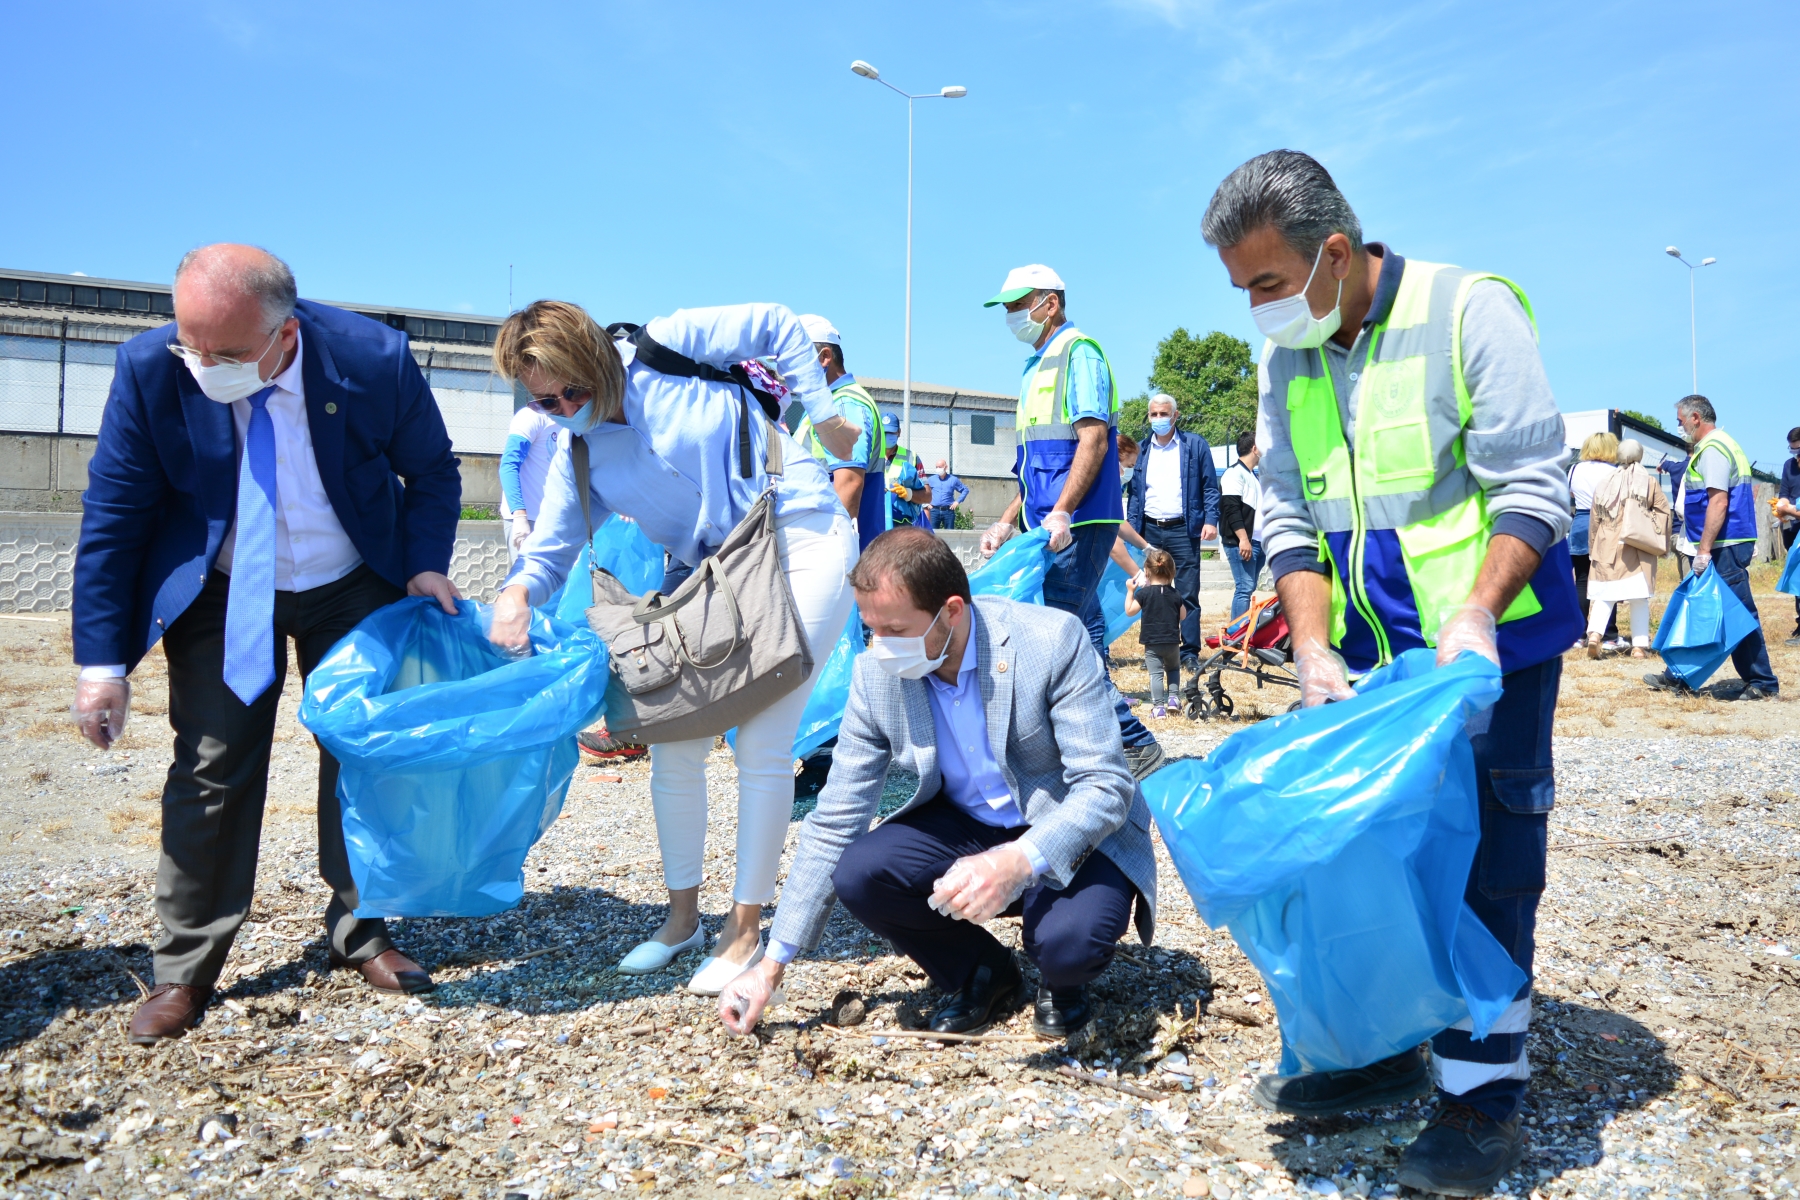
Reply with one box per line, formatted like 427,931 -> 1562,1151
551,516 -> 666,623
1141,649 -> 1527,1075
1651,564 -> 1760,687
299,597 -> 608,918
1779,547 -> 1800,597
968,528 -> 1051,602
1098,542 -> 1147,645
724,606 -> 866,761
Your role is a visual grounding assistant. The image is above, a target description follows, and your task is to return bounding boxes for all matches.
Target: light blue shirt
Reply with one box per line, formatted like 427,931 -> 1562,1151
504,304 -> 847,605
1021,330 -> 1112,424
767,608 -> 1046,968
817,374 -> 876,473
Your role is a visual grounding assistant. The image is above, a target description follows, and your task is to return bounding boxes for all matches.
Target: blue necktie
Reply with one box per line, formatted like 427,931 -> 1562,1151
223,386 -> 279,705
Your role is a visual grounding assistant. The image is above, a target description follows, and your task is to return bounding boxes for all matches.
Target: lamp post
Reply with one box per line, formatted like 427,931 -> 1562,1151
851,60 -> 966,451
1664,246 -> 1717,395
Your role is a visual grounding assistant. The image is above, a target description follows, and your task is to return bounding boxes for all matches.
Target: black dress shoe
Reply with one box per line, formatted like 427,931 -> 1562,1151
928,954 -> 1021,1035
1250,1048 -> 1431,1116
1031,985 -> 1091,1039
1395,1102 -> 1524,1196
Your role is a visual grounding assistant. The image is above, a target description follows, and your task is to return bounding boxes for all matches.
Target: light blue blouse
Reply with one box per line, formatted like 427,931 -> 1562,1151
503,304 -> 846,606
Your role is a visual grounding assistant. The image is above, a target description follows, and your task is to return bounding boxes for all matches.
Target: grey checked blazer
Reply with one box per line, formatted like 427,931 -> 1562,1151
769,596 -> 1157,955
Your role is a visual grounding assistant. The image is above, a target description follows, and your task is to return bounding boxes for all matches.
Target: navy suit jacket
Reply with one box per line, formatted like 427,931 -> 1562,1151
1126,428 -> 1220,540
73,300 -> 462,671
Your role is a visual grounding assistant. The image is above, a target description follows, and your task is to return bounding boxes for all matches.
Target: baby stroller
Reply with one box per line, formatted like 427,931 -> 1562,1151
1183,594 -> 1299,720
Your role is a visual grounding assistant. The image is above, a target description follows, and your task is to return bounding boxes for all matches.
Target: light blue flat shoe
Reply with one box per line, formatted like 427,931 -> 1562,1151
615,922 -> 705,975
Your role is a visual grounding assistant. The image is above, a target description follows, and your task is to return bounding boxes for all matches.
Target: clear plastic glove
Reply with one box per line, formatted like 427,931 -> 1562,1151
72,678 -> 130,750
487,586 -> 534,658
980,521 -> 1017,555
928,844 -> 1035,924
1293,638 -> 1355,708
509,513 -> 532,553
1041,509 -> 1073,553
1692,552 -> 1711,575
1132,571 -> 1147,588
718,962 -> 784,1036
810,414 -> 862,463
1434,604 -> 1499,668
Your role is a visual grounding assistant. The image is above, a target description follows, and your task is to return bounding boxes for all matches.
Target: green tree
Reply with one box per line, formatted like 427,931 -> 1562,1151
1619,408 -> 1665,431
1118,329 -> 1260,447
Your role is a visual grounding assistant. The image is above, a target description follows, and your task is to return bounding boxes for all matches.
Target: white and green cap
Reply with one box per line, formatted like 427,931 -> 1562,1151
983,263 -> 1065,307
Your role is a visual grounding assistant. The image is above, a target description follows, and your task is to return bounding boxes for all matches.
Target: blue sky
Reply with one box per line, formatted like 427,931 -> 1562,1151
5,2 -> 1794,466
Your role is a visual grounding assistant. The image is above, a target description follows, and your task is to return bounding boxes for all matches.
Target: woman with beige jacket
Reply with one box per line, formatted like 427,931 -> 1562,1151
1585,438 -> 1671,658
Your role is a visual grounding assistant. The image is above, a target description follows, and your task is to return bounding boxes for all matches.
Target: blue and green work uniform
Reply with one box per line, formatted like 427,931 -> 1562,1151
796,373 -> 888,550
1258,247 -> 1582,1122
1684,428 -> 1758,546
888,449 -> 927,527
1012,325 -> 1125,531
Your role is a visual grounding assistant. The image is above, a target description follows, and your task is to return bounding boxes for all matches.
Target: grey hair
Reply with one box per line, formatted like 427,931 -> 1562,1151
174,245 -> 298,330
1675,394 -> 1715,425
1617,438 -> 1645,465
1201,150 -> 1364,260
1148,393 -> 1178,410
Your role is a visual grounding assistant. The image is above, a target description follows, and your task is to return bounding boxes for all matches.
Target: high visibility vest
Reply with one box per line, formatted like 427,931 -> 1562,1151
797,378 -> 890,545
1683,428 -> 1758,545
1266,258 -> 1580,672
1014,325 -> 1124,530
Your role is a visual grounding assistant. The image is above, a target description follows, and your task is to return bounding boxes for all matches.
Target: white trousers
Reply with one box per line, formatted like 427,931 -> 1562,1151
648,510 -> 857,903
1587,596 -> 1650,646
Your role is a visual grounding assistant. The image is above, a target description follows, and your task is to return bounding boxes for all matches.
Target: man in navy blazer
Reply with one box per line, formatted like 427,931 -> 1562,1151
1125,394 -> 1220,671
71,245 -> 463,1043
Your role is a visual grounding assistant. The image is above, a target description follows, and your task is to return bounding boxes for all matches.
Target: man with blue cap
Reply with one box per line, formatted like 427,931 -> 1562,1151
978,264 -> 1163,779
795,314 -> 889,551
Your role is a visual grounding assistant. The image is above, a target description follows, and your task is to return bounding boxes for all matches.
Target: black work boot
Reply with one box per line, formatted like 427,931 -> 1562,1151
1250,1047 -> 1431,1116
1395,1101 -> 1525,1197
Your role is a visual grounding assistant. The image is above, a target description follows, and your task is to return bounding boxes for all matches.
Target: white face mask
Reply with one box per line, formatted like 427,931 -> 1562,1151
1251,243 -> 1343,350
870,606 -> 953,679
1005,295 -> 1050,345
176,326 -> 283,404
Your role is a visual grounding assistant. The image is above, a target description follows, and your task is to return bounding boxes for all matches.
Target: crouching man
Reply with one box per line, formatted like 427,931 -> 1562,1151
717,527 -> 1156,1039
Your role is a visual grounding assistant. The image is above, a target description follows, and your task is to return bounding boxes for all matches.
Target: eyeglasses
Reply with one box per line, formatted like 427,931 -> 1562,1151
167,324 -> 282,369
527,386 -> 593,416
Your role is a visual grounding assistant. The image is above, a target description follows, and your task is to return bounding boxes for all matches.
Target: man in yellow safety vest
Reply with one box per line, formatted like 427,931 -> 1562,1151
1202,149 -> 1582,1196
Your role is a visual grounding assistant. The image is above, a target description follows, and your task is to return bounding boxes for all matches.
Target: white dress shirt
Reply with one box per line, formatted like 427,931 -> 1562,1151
1142,433 -> 1185,519
79,330 -> 362,681
215,327 -> 364,591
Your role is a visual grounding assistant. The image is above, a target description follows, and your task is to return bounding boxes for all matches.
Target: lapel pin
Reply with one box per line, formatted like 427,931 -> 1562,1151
996,661 -> 1008,673
324,402 -> 338,414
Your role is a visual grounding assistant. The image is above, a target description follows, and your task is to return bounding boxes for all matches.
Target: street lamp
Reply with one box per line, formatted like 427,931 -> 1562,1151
850,59 -> 967,450
1664,246 -> 1717,395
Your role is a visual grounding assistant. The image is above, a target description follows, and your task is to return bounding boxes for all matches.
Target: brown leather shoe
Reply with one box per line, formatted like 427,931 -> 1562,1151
332,948 -> 434,994
129,983 -> 212,1045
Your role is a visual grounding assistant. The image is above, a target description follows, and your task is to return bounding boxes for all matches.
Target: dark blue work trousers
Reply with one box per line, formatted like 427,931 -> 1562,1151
1042,520 -> 1155,747
833,797 -> 1137,993
1714,541 -> 1779,691
1429,654 -> 1560,1121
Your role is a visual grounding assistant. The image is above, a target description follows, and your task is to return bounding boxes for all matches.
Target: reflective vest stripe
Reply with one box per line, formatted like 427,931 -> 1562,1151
1015,324 -> 1124,529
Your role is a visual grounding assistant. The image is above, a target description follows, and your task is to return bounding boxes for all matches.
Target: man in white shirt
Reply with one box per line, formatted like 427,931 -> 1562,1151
1123,394 -> 1220,672
1219,433 -> 1267,619
70,245 -> 464,1043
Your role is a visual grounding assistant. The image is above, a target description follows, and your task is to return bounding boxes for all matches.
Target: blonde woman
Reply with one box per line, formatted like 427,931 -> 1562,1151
1567,431 -> 1619,644
486,302 -> 860,995
1585,438 -> 1669,659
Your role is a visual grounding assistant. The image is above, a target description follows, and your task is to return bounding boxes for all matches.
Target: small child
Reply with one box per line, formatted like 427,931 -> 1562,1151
1124,548 -> 1186,717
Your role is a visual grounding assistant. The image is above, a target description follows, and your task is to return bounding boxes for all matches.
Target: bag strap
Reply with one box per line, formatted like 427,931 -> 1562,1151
626,558 -> 744,669
571,434 -> 594,540
606,322 -> 784,481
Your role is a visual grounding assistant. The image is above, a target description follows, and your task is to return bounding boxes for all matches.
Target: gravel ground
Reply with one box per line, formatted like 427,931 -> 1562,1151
0,589 -> 1796,1200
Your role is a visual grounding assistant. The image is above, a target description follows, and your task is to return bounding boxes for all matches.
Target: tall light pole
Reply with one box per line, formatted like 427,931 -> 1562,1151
851,60 -> 966,451
1664,246 -> 1717,395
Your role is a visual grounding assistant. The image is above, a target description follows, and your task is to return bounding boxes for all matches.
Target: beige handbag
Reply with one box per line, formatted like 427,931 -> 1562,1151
570,422 -> 814,746
1617,468 -> 1670,555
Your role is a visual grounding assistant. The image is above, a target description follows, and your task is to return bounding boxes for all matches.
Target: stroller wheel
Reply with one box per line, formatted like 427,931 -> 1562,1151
1214,690 -> 1235,718
1183,693 -> 1209,721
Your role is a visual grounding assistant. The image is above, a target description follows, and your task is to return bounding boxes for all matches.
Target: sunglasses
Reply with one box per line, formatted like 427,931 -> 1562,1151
528,386 -> 593,416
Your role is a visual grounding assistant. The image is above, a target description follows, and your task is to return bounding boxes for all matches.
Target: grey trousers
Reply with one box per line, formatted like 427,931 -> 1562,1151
154,565 -> 403,987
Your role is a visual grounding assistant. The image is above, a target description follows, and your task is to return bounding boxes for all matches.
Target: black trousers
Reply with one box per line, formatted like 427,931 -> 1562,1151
832,798 -> 1137,994
155,564 -> 402,987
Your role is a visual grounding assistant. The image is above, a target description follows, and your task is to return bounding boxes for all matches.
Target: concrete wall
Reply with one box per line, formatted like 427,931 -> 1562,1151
0,434 -> 95,512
